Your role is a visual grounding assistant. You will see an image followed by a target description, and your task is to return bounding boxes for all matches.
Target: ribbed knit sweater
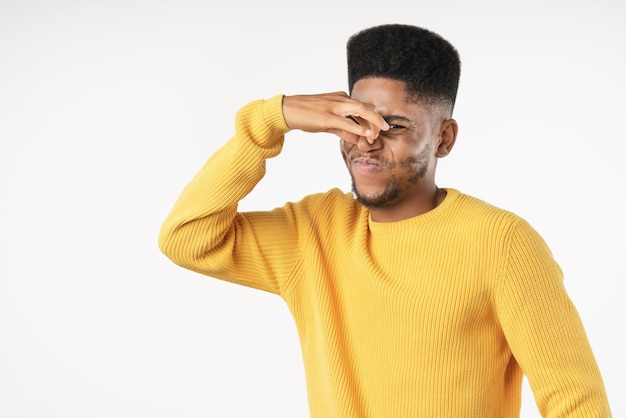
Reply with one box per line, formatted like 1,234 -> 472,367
158,94 -> 611,417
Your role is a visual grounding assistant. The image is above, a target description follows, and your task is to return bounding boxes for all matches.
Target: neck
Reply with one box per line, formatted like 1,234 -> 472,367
369,186 -> 446,223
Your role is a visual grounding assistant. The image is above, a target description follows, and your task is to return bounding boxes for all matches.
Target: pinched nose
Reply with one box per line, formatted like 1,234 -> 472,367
356,134 -> 383,152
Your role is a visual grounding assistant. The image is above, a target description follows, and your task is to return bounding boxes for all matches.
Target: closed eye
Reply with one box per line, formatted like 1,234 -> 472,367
379,124 -> 406,138
382,115 -> 413,131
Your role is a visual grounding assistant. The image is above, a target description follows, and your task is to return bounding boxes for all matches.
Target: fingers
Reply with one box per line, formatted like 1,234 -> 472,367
327,127 -> 361,144
282,92 -> 389,143
340,99 -> 389,142
335,113 -> 379,144
345,104 -> 389,136
344,114 -> 384,144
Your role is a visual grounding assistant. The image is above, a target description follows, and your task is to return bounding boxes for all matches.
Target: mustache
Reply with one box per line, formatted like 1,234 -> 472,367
349,153 -> 393,169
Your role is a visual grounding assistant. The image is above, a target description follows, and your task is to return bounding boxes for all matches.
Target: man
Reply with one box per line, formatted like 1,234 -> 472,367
159,24 -> 611,417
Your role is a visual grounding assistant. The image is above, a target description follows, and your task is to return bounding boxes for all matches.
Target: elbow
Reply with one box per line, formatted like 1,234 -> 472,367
158,213 -> 234,277
157,220 -> 225,273
158,227 -> 175,261
158,222 -> 188,267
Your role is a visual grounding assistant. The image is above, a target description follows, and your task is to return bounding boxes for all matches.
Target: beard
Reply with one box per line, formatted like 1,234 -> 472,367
351,146 -> 431,210
352,176 -> 401,209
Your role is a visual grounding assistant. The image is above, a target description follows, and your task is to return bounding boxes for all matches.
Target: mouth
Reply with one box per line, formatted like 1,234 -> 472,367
352,156 -> 383,174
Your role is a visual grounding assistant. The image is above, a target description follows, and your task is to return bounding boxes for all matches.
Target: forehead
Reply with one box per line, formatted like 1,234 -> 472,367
350,77 -> 427,118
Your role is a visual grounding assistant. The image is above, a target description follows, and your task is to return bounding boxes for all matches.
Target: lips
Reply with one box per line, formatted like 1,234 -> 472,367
352,156 -> 383,174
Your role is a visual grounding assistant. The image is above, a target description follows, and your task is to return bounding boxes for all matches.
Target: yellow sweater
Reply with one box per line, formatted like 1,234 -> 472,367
159,95 -> 611,417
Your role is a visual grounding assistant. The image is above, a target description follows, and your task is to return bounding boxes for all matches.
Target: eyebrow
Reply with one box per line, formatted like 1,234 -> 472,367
383,115 -> 414,125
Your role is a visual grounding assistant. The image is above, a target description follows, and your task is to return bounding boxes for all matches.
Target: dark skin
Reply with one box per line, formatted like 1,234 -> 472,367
282,77 -> 458,222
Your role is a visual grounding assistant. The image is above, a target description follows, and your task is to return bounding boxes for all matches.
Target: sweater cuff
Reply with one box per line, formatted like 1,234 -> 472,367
262,94 -> 290,135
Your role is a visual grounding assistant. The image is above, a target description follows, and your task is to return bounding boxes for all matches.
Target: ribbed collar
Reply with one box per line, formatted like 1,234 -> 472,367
367,188 -> 461,234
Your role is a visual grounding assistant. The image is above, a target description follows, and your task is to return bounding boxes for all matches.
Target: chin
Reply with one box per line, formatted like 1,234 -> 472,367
353,184 -> 399,209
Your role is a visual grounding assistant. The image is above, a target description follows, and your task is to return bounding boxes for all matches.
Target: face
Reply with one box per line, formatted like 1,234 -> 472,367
341,77 -> 450,217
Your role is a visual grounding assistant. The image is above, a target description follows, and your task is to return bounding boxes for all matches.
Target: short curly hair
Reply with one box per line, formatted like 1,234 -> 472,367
347,24 -> 461,114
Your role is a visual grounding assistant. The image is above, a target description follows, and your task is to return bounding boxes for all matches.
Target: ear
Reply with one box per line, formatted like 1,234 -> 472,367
435,119 -> 458,158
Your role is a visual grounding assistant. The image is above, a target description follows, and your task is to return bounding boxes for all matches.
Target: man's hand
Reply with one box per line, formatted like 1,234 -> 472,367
282,92 -> 389,144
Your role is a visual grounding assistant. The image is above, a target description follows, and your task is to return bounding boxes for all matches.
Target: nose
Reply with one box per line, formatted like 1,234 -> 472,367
356,134 -> 383,152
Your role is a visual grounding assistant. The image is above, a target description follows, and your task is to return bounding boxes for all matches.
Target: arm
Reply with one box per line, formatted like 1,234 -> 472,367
495,219 -> 611,417
158,92 -> 389,293
158,95 -> 292,293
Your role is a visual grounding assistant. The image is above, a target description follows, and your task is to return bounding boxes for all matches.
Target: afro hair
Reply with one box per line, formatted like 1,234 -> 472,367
347,24 -> 461,112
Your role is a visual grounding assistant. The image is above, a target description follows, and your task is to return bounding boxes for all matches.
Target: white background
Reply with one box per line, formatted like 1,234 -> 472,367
1,0 -> 624,416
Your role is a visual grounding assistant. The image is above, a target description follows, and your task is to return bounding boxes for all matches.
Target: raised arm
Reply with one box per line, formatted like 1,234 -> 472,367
158,92 -> 388,294
158,95 -> 290,291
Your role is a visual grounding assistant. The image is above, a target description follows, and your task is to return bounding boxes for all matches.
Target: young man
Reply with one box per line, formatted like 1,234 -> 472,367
159,24 -> 611,417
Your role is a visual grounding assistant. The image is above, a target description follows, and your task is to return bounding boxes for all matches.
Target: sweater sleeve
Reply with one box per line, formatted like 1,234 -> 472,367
495,218 -> 611,417
158,94 -> 302,295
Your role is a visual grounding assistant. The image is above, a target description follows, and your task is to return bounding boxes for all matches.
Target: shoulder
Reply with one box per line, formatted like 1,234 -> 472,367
277,188 -> 364,236
448,189 -> 523,223
446,188 -> 542,242
284,188 -> 361,219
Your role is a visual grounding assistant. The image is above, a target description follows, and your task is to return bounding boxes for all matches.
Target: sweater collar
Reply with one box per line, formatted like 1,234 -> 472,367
367,188 -> 460,234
